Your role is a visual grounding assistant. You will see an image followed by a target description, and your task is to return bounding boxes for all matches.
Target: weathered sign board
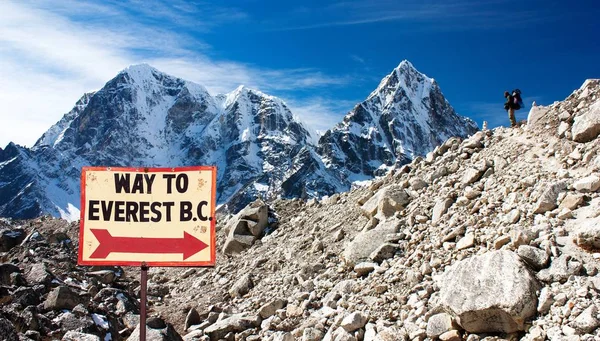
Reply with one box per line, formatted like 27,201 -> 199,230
78,166 -> 216,267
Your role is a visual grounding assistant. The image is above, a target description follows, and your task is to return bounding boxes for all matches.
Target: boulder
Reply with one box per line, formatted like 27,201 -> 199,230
342,223 -> 396,266
462,168 -> 483,185
229,273 -> 253,298
572,217 -> 600,249
0,263 -> 21,286
203,313 -> 261,340
0,317 -> 19,341
259,299 -> 286,319
44,286 -> 82,311
572,174 -> 600,192
127,320 -> 183,341
572,100 -> 600,142
62,331 -> 101,341
533,182 -> 567,214
432,198 -> 454,224
517,245 -> 549,270
426,313 -> 455,338
361,185 -> 410,218
0,228 -> 25,252
438,250 -> 539,333
341,312 -> 368,332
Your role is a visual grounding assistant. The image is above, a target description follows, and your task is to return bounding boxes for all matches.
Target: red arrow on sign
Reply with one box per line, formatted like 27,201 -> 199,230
89,229 -> 208,260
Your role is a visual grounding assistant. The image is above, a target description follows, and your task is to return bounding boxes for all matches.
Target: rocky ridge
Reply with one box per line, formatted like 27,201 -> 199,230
0,80 -> 599,340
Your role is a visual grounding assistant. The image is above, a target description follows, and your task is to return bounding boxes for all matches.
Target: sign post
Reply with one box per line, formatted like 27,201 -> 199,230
78,166 -> 217,340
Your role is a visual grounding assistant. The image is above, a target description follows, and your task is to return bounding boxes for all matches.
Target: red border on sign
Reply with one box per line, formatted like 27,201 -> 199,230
77,166 -> 217,267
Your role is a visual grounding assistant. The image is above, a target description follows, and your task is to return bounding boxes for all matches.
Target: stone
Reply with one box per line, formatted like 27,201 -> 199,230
354,262 -> 377,276
572,217 -> 600,249
438,250 -> 539,333
517,245 -> 549,270
462,168 -> 483,185
62,331 -> 101,341
537,254 -> 582,283
24,262 -> 52,286
44,286 -> 81,311
184,308 -> 200,330
342,224 -> 396,266
127,321 -> 184,341
203,313 -> 261,340
494,235 -> 511,249
229,273 -> 253,298
537,287 -> 554,314
410,178 -> 428,190
533,182 -> 567,214
0,263 -> 21,285
341,312 -> 368,332
369,243 -> 400,263
573,305 -> 600,334
237,200 -> 269,236
432,198 -> 455,224
86,270 -> 117,284
303,328 -> 325,341
0,228 -> 25,252
426,313 -> 455,338
560,194 -> 584,210
0,317 -> 19,341
259,299 -> 286,319
223,220 -> 257,255
456,233 -> 475,250
573,175 -> 600,192
572,101 -> 600,142
331,327 -> 357,341
361,185 -> 410,218
505,209 -> 521,224
439,330 -> 461,341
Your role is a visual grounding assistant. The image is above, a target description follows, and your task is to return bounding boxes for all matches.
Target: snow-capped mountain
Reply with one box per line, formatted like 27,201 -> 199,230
0,62 -> 477,220
317,60 -> 478,182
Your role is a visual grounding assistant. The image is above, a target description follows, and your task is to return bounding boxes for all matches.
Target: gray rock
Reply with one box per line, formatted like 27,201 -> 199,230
456,233 -> 475,250
517,245 -> 550,270
86,270 -> 117,284
229,273 -> 253,298
341,312 -> 368,332
426,313 -> 455,338
439,330 -> 461,341
410,178 -> 428,190
369,243 -> 400,263
331,327 -> 357,341
537,254 -> 582,283
573,305 -> 600,334
573,175 -> 600,192
24,262 -> 52,286
438,250 -> 539,333
62,331 -> 101,341
0,263 -> 20,286
303,327 -> 325,341
0,228 -> 25,252
127,321 -> 183,341
343,223 -> 396,266
462,168 -> 483,185
362,185 -> 410,218
432,198 -> 454,224
203,313 -> 261,340
223,220 -> 257,255
237,200 -> 269,237
258,298 -> 286,319
559,194 -> 584,210
184,308 -> 200,331
572,101 -> 600,142
573,217 -> 600,249
537,287 -> 554,314
533,182 -> 567,214
0,317 -> 19,341
354,262 -> 377,276
44,286 -> 81,311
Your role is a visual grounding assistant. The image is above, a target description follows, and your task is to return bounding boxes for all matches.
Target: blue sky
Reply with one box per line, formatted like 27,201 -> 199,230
1,0 -> 599,147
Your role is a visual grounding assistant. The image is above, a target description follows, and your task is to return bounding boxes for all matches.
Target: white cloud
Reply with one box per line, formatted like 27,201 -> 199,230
0,0 -> 352,147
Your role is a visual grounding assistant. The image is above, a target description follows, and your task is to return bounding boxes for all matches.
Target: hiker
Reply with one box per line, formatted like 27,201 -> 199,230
504,89 -> 523,127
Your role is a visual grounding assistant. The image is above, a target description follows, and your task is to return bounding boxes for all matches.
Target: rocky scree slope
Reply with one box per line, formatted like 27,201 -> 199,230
0,80 -> 596,340
149,79 -> 600,340
0,61 -> 477,220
